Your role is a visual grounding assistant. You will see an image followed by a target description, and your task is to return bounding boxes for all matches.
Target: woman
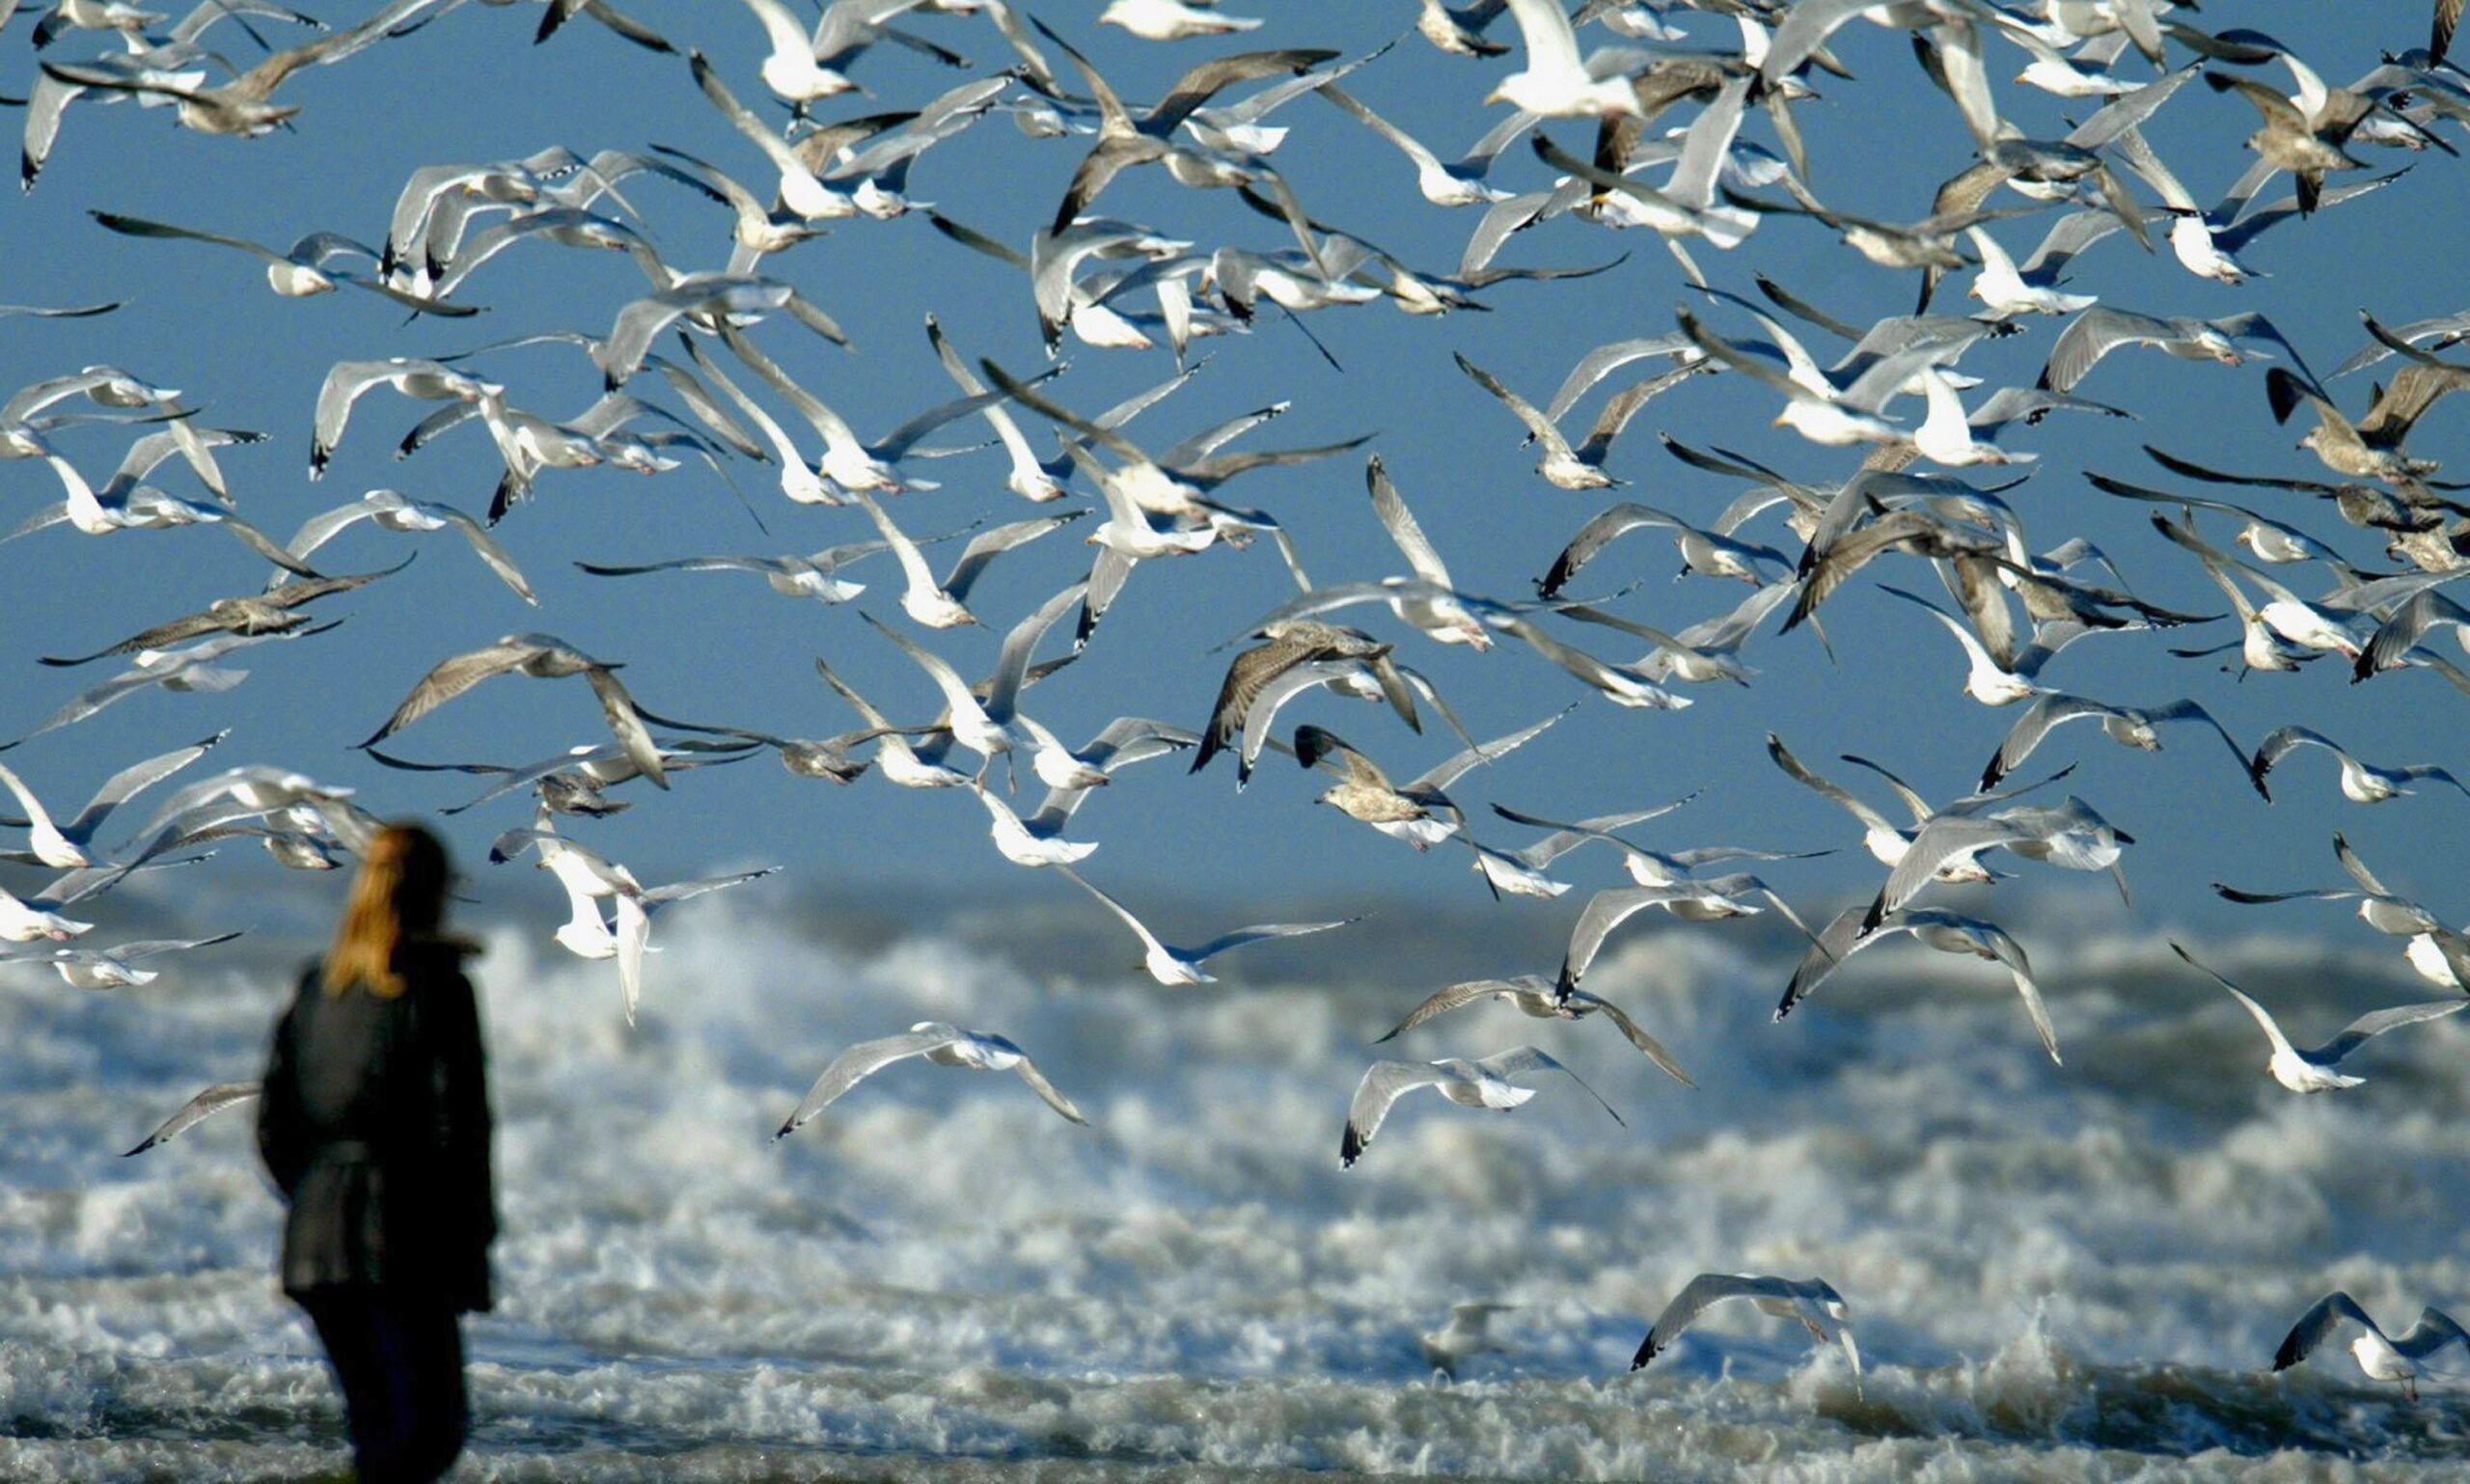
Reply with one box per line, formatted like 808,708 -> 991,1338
258,822 -> 495,1484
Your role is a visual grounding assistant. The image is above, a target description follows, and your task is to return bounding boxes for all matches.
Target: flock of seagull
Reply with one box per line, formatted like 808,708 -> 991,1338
7,0 -> 2470,1402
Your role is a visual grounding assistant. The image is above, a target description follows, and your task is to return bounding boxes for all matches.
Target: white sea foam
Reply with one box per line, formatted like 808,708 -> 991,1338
5,887 -> 2470,1481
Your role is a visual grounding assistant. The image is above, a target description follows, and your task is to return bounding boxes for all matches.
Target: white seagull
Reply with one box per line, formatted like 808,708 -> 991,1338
123,1081 -> 261,1156
1341,1045 -> 1624,1168
1055,866 -> 1353,986
1374,973 -> 1693,1086
1632,1273 -> 1859,1383
2275,1293 -> 2470,1400
2171,942 -> 2462,1094
775,1022 -> 1087,1138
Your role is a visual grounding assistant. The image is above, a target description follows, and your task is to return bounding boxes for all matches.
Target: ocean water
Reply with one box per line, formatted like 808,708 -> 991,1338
7,884 -> 2470,1482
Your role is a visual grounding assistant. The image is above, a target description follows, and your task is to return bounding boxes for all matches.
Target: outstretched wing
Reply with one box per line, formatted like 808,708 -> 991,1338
776,1028 -> 956,1139
123,1081 -> 261,1157
2274,1291 -> 2377,1371
1635,1274 -> 1796,1368
2317,999 -> 2465,1065
1008,1052 -> 1090,1126
1373,978 -> 1511,1043
1341,1058 -> 1449,1167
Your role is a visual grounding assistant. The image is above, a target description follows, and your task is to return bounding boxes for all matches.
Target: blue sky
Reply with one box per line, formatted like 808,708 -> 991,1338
4,0 -> 2465,957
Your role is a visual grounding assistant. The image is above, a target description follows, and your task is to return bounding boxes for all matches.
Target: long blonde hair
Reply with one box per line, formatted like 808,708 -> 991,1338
324,823 -> 451,998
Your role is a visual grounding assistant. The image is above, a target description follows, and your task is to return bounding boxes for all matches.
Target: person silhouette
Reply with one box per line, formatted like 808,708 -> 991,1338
258,822 -> 494,1483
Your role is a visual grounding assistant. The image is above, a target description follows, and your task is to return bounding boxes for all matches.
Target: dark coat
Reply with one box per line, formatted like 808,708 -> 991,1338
257,943 -> 497,1312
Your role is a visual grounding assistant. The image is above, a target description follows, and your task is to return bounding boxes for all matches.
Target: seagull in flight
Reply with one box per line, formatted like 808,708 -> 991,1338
775,1022 -> 1088,1139
122,1081 -> 261,1157
1054,866 -> 1354,986
1373,973 -> 1693,1086
1632,1273 -> 1859,1384
1341,1045 -> 1623,1168
2275,1292 -> 2470,1400
2170,942 -> 2462,1093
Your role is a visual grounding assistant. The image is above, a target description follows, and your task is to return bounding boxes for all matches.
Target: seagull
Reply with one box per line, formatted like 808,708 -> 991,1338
2,930 -> 239,989
1491,616 -> 1691,711
1558,875 -> 1816,995
9,448 -> 315,575
2253,726 -> 2470,804
1295,712 -> 1565,849
1318,82 -> 1523,207
88,210 -> 473,316
1632,1274 -> 1858,1383
1420,1303 -> 1515,1379
2267,363 -> 2470,486
35,0 -> 429,138
2361,590 -> 2470,682
732,0 -> 856,106
1341,1045 -> 1624,1168
2275,1293 -> 2470,1399
2204,70 -> 2369,215
969,783 -> 1098,867
1100,0 -> 1258,41
1777,905 -> 2060,1063
1456,350 -> 1677,489
1461,800 -> 1695,898
813,658 -> 972,789
1029,18 -> 1335,236
42,559 -> 408,666
0,732 -> 222,867
2085,474 -> 2359,570
1488,0 -> 1645,119
2149,511 -> 2366,664
685,48 -> 864,221
309,358 -> 500,478
0,882 -> 91,943
492,815 -> 776,1023
8,630 -> 322,751
2039,308 -> 2258,395
1488,803 -> 1828,892
1540,502 -> 1793,595
121,1081 -> 260,1156
1054,865 -> 1354,986
368,735 -> 754,813
2216,833 -> 2470,991
1555,584 -> 1801,686
1193,621 -> 1419,784
1768,732 -> 2081,884
1866,791 -> 2135,928
704,323 -> 1020,495
1363,455 -> 1496,647
776,1022 -> 1087,1139
2171,942 -> 2462,1093
847,494 -> 1082,628
1373,973 -> 1692,1086
858,585 -> 1086,782
278,488 -> 535,604
360,634 -> 673,789
1981,692 -> 2270,800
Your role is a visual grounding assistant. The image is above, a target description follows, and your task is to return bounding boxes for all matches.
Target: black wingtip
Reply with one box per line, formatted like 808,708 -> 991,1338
1632,1336 -> 1659,1370
1340,1124 -> 1363,1168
